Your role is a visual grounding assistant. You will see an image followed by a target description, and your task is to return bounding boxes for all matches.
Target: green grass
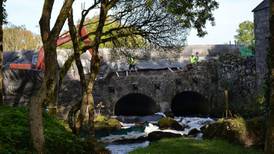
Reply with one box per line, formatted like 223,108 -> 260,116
130,138 -> 263,154
0,106 -> 97,154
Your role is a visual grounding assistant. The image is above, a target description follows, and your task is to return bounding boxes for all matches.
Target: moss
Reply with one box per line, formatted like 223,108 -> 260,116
94,115 -> 121,131
202,117 -> 264,148
107,119 -> 121,130
0,106 -> 107,154
94,114 -> 108,122
158,117 -> 183,130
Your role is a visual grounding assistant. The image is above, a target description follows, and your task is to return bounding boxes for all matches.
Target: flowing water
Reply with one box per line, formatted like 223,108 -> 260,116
100,114 -> 215,154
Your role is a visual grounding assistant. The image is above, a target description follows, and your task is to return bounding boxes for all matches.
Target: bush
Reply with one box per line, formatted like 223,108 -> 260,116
202,117 -> 265,148
0,106 -> 107,154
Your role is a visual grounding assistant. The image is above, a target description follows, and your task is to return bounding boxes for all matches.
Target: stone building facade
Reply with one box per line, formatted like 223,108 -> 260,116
253,0 -> 270,93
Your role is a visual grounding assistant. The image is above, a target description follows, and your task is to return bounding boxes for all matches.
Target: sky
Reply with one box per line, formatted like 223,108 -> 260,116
5,0 -> 263,45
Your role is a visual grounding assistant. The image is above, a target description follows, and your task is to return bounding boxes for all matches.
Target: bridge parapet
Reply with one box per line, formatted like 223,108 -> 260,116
93,53 -> 257,117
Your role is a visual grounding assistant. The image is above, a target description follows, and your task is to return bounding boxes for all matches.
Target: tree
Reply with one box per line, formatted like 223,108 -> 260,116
265,1 -> 274,153
3,24 -> 41,51
65,0 -> 218,135
29,0 -> 74,153
0,0 -> 7,105
60,16 -> 147,49
234,20 -> 255,50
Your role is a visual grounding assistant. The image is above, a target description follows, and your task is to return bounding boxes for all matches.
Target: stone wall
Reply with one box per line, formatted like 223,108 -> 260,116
103,45 -> 240,62
253,0 -> 270,93
85,53 -> 257,118
217,54 -> 257,116
2,49 -> 258,119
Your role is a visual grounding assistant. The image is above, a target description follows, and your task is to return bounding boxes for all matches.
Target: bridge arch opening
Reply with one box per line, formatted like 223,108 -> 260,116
171,91 -> 210,116
115,93 -> 158,116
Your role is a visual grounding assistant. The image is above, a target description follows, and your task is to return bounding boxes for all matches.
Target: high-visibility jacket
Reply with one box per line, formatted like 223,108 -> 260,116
190,56 -> 196,64
190,55 -> 199,64
128,57 -> 136,65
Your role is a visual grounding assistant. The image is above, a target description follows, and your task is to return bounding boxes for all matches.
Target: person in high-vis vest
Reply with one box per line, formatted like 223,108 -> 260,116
128,55 -> 137,71
190,52 -> 199,64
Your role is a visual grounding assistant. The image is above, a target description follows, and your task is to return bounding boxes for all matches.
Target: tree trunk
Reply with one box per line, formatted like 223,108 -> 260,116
44,43 -> 59,115
29,82 -> 47,154
29,0 -> 74,152
265,1 -> 274,153
0,0 -> 4,105
29,43 -> 58,154
67,9 -> 89,133
74,54 -> 99,136
81,0 -> 107,136
86,54 -> 100,136
69,0 -> 112,137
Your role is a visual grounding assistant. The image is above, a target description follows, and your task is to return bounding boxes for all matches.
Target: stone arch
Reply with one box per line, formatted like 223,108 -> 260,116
115,93 -> 158,116
171,91 -> 210,116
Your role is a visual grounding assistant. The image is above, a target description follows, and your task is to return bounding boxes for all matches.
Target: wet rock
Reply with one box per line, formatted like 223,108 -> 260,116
95,115 -> 121,131
147,131 -> 182,141
112,136 -> 148,144
107,119 -> 122,130
158,117 -> 185,131
164,112 -> 174,118
188,128 -> 200,136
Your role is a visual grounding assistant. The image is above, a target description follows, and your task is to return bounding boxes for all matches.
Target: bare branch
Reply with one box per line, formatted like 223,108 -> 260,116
39,0 -> 54,42
50,0 -> 74,40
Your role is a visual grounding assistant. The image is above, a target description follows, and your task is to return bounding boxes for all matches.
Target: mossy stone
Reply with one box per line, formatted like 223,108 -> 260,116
158,117 -> 183,130
202,117 -> 265,148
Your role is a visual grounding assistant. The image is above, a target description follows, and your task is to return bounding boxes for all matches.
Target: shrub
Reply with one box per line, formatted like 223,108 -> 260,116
0,106 -> 105,153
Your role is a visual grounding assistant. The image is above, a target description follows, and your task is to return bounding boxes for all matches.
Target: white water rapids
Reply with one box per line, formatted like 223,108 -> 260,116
103,115 -> 215,154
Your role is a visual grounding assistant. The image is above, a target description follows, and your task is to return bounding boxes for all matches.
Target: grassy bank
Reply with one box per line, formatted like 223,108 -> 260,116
130,138 -> 263,154
0,106 -> 106,153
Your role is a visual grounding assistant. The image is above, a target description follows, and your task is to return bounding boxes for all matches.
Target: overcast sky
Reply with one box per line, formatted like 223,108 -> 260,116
6,0 -> 262,45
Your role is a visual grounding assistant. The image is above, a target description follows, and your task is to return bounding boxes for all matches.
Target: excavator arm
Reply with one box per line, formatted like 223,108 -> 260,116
9,26 -> 93,70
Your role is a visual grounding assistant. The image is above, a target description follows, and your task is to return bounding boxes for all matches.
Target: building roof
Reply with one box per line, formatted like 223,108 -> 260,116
252,0 -> 269,12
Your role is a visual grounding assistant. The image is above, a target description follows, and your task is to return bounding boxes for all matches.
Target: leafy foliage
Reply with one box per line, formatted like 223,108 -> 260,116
0,106 -> 101,154
3,24 -> 41,51
109,0 -> 219,47
61,0 -> 219,49
0,0 -> 7,23
234,21 -> 255,50
159,0 -> 219,37
60,16 -> 147,49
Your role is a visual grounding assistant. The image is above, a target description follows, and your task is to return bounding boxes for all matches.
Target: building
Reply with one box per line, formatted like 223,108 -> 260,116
253,0 -> 270,92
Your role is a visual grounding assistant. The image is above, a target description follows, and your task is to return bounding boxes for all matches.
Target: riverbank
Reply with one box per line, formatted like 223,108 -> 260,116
130,138 -> 263,154
0,106 -> 108,153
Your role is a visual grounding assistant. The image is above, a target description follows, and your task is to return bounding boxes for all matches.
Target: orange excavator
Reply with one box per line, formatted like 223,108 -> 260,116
8,26 -> 93,71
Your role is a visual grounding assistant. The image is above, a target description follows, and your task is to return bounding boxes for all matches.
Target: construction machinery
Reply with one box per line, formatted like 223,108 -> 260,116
8,26 -> 92,70
3,26 -> 92,105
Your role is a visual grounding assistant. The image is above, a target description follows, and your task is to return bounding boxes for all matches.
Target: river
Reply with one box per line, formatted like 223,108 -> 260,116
97,114 -> 215,154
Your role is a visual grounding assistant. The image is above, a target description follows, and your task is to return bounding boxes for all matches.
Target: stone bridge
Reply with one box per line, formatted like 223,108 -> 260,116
83,53 -> 257,117
2,50 -> 258,118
